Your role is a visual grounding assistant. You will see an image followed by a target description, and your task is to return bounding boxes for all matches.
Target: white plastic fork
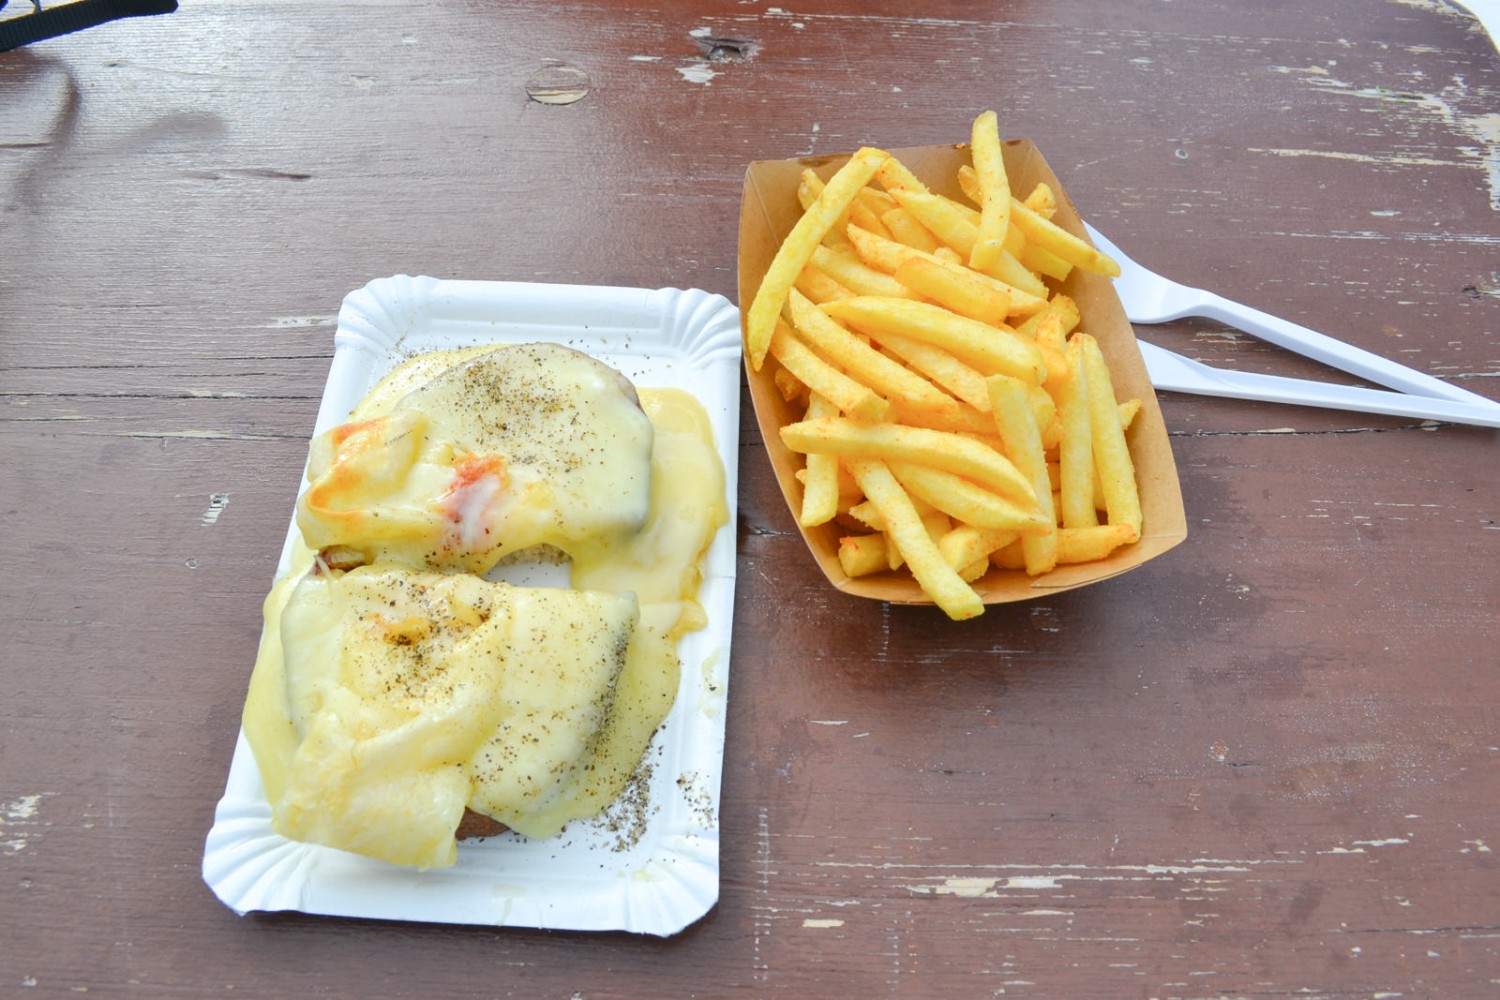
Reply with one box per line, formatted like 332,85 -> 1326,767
1083,221 -> 1500,416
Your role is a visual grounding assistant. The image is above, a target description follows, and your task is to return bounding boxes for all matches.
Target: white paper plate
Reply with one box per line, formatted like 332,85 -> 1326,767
203,276 -> 741,936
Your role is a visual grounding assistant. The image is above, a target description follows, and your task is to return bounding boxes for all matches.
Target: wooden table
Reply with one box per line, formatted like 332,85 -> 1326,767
4,1 -> 1497,995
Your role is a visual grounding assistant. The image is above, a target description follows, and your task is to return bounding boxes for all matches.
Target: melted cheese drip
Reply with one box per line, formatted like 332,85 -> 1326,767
240,345 -> 727,869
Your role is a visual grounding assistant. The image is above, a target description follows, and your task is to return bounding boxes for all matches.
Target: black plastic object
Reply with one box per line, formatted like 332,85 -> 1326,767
1,0 -> 177,53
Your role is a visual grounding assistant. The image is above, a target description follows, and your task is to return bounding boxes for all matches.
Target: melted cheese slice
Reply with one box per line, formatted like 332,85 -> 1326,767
296,342 -> 655,574
242,344 -> 728,869
264,566 -> 638,870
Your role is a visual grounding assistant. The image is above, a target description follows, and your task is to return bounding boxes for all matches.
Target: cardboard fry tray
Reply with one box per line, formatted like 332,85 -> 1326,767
737,140 -> 1187,605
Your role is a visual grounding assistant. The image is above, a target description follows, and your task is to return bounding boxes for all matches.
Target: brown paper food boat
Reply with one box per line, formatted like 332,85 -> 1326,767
737,140 -> 1188,605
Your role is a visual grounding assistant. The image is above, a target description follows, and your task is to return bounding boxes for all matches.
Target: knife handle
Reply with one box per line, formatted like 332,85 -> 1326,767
1197,291 -> 1499,411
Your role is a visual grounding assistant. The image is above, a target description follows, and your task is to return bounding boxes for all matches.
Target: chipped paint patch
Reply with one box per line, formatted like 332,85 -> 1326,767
2,794 -> 46,854
676,62 -> 720,85
911,875 -> 1065,896
925,876 -> 1000,896
122,429 -> 281,440
802,918 -> 844,928
1250,147 -> 1461,169
263,315 -> 335,329
3,795 -> 42,822
201,492 -> 231,525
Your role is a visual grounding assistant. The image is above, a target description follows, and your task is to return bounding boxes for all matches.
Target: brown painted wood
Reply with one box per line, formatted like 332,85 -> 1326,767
3,1 -> 1497,996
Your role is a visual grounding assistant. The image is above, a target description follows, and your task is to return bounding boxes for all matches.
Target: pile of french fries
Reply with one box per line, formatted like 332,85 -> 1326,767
746,111 -> 1144,621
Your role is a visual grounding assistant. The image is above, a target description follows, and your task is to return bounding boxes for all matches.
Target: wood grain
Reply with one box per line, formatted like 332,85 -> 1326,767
2,0 -> 1497,996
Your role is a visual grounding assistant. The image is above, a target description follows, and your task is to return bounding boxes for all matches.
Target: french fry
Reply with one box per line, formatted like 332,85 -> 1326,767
811,245 -> 914,299
1023,182 -> 1057,218
1001,223 -> 1025,260
845,224 -> 1048,315
957,164 -> 1113,277
1033,312 -> 1071,393
874,155 -> 928,195
798,393 -> 843,526
986,375 -> 1057,577
1056,523 -> 1137,564
797,169 -> 851,250
1056,336 -> 1098,529
747,146 -> 890,370
798,464 -> 864,512
838,533 -> 889,577
1014,294 -> 1081,340
967,110 -> 1012,272
938,524 -> 1019,571
1078,334 -> 1143,535
888,188 -> 980,261
955,163 -> 982,206
849,488 -> 939,533
847,499 -> 881,532
821,297 -> 1046,384
857,186 -> 898,216
891,187 -> 1047,298
978,246 -> 1050,300
796,170 -> 821,211
770,320 -> 890,424
956,164 -> 1025,275
780,417 -> 1036,505
893,255 -> 1011,326
787,288 -> 960,417
848,493 -> 948,571
847,196 -> 894,241
1009,199 -> 1120,277
845,458 -> 983,620
887,509 -> 949,571
794,264 -> 857,305
957,557 -> 990,583
1018,243 -> 1073,282
1028,383 -> 1060,451
891,400 -> 1003,437
889,461 -> 1049,534
880,207 -> 940,253
990,538 -> 1026,570
844,222 -> 914,274
773,365 -> 807,404
957,163 -> 1037,240
865,329 -> 991,412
